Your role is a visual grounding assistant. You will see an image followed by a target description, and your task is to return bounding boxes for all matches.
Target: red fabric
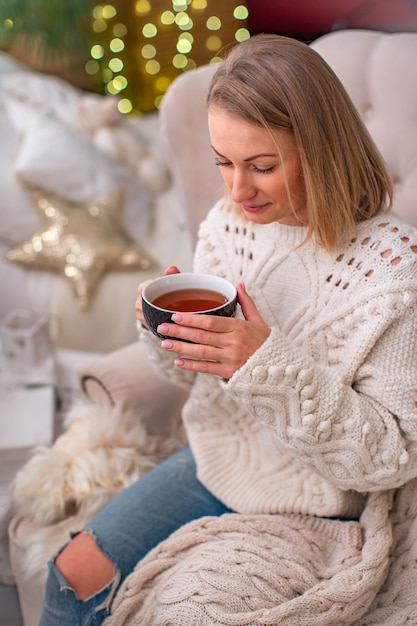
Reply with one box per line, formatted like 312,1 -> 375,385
247,0 -> 417,40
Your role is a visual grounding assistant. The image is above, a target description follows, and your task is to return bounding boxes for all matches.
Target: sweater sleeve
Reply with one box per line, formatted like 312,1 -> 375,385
138,325 -> 196,394
224,291 -> 417,493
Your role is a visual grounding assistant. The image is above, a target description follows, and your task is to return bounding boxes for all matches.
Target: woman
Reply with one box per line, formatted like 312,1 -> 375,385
39,34 -> 417,625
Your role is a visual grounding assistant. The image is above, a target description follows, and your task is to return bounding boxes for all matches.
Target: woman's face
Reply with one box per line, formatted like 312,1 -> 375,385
208,106 -> 308,225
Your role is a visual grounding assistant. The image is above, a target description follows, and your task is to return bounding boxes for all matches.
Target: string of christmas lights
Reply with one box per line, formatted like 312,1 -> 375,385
87,1 -> 249,114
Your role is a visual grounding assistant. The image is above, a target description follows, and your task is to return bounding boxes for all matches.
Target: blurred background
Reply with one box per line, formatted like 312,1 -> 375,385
1,0 -> 416,116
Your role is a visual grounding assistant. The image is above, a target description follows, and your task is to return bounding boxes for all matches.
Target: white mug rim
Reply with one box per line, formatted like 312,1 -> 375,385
142,273 -> 237,313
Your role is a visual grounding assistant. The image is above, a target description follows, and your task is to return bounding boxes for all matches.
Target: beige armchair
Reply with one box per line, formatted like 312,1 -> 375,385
9,29 -> 417,625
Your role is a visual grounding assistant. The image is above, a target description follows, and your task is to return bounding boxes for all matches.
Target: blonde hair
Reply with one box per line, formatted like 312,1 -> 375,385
207,34 -> 393,251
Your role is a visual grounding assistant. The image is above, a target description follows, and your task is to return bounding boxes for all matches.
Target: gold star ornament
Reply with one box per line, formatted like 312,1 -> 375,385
7,184 -> 153,311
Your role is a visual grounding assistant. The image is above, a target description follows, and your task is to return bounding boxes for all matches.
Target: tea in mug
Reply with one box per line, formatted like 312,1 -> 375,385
152,288 -> 227,312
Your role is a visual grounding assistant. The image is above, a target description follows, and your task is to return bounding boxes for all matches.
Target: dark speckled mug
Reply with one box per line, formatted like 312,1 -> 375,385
142,273 -> 238,340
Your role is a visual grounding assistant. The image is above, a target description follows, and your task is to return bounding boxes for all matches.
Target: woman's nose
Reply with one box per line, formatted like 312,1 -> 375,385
230,171 -> 256,204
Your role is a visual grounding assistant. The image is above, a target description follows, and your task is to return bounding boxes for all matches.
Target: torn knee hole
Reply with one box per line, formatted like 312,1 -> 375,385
55,531 -> 116,601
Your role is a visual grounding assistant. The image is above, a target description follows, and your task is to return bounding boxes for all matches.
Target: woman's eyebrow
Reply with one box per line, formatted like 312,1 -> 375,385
244,153 -> 278,161
211,146 -> 226,158
211,145 -> 278,161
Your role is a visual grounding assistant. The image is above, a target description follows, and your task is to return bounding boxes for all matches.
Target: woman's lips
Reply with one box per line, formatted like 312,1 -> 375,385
242,203 -> 268,214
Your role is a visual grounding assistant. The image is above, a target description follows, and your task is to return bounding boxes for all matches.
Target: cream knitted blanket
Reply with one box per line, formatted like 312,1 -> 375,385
104,479 -> 417,625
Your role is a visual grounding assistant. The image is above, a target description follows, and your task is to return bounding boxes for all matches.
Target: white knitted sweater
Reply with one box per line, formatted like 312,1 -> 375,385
145,201 -> 417,514
105,202 -> 417,625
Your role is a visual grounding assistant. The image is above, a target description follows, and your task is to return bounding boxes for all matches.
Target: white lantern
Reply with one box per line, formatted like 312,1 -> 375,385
0,310 -> 56,384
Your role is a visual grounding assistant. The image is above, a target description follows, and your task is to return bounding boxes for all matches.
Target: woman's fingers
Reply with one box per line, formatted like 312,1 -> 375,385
158,312 -> 233,342
135,278 -> 154,324
165,265 -> 181,275
157,296 -> 270,380
237,282 -> 267,326
136,268 -> 181,324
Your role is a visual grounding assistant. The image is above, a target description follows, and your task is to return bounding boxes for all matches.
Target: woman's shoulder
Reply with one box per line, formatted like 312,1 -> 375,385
352,212 -> 417,267
361,210 -> 417,235
323,212 -> 417,300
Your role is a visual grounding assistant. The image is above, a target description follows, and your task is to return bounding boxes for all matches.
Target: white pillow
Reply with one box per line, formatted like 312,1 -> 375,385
14,115 -> 129,200
1,71 -> 81,133
13,114 -> 153,239
0,110 -> 42,245
0,71 -> 86,245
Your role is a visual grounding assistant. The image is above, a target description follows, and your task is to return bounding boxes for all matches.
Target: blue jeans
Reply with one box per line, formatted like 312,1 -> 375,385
38,446 -> 233,626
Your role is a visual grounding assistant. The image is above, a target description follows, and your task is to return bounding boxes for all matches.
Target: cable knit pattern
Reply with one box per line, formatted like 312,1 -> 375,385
141,201 -> 417,519
105,490 -> 402,625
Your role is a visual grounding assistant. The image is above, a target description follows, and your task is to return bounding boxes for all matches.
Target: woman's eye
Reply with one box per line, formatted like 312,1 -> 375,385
214,158 -> 276,173
253,165 -> 275,174
214,158 -> 232,168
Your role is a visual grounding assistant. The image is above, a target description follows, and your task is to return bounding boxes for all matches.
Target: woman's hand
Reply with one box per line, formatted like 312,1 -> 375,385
157,282 -> 270,380
135,265 -> 180,328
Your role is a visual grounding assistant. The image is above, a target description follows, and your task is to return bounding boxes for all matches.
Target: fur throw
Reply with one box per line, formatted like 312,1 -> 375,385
11,402 -> 186,581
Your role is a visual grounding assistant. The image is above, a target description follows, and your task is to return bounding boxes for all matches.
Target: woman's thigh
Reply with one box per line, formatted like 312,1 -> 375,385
85,445 -> 233,579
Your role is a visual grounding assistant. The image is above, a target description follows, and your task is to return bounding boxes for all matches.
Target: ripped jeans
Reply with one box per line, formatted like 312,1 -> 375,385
38,446 -> 233,626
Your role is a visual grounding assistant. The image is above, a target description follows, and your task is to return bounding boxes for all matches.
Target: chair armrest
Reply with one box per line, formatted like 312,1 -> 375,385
77,341 -> 188,435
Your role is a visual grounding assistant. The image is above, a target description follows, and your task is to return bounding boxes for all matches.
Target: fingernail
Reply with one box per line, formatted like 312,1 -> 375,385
172,313 -> 183,322
158,324 -> 169,334
175,358 -> 185,367
161,340 -> 174,349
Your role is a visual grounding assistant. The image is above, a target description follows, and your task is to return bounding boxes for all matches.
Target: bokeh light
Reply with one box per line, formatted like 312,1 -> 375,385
109,57 -> 124,72
135,0 -> 151,16
141,44 -> 157,59
89,1 -> 250,114
206,16 -> 221,30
